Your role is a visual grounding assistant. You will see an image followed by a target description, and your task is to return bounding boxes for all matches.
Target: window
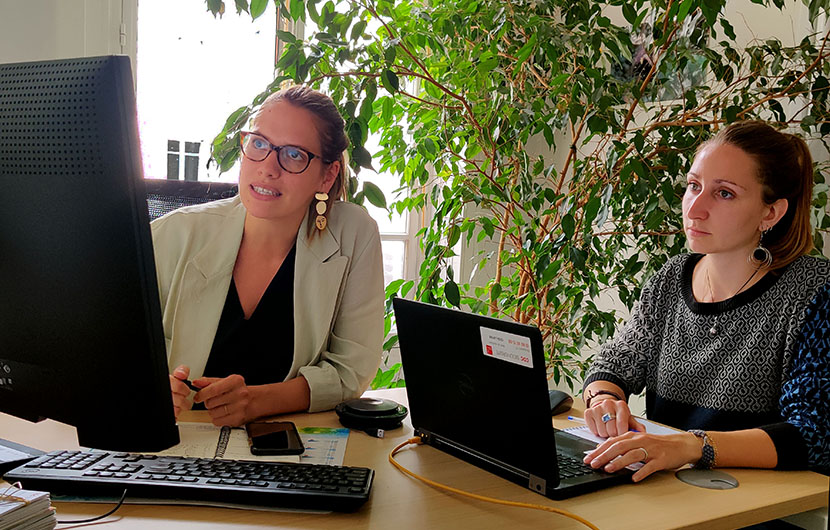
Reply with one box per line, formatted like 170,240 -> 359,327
136,2 -> 276,182
136,3 -> 418,284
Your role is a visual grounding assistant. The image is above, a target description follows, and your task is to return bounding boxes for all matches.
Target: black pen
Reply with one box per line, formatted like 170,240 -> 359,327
177,377 -> 201,393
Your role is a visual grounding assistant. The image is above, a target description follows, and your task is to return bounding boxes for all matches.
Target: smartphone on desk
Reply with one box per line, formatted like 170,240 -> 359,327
246,421 -> 305,456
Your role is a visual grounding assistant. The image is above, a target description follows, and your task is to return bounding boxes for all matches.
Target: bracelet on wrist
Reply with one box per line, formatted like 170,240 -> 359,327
688,430 -> 717,469
585,389 -> 624,408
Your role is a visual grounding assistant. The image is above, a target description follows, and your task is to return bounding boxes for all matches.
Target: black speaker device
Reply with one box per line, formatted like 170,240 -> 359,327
335,397 -> 408,438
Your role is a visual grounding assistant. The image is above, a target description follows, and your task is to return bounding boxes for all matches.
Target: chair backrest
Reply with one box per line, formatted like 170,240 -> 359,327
145,179 -> 238,221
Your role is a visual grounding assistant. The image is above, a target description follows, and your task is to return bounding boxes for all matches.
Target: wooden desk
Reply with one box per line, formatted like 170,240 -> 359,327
2,389 -> 827,529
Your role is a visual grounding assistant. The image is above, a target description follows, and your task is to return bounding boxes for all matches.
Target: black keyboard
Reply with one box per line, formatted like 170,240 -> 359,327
556,451 -> 596,480
4,450 -> 373,512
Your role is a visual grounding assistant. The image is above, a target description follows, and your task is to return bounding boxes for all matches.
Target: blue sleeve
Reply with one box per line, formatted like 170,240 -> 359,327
778,282 -> 830,473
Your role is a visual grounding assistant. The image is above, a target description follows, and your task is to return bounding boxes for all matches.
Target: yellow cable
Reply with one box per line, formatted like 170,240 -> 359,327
388,437 -> 600,530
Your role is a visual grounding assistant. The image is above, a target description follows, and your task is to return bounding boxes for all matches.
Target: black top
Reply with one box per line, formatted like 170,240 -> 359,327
202,245 -> 296,387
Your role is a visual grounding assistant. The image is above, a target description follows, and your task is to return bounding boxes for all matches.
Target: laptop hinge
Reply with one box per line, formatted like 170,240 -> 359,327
529,474 -> 546,494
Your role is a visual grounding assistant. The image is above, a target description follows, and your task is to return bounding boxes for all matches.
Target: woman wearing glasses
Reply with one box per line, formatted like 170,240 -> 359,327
151,86 -> 384,427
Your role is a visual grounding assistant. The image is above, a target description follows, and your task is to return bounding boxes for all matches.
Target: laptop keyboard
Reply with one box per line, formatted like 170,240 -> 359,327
556,451 -> 596,480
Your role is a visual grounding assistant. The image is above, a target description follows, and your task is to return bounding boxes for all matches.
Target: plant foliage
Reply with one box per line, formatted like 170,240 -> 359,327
206,0 -> 830,390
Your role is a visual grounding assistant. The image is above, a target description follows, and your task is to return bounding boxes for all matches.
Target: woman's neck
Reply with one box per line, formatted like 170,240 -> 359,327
240,212 -> 303,261
694,249 -> 766,303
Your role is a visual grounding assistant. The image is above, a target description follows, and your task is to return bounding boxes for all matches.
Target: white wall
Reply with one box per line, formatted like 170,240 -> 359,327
0,0 -> 136,72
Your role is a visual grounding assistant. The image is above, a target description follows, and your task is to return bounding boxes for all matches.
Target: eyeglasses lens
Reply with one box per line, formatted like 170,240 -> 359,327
278,146 -> 310,173
242,134 -> 310,173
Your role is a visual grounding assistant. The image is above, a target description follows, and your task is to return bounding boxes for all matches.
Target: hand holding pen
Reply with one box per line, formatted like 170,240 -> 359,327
169,365 -> 205,419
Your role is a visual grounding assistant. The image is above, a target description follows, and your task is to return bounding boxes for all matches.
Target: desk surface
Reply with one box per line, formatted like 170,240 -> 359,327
2,388 -> 827,530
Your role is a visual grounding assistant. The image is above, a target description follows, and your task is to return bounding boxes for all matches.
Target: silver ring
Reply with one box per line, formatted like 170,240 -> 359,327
601,412 -> 615,423
638,447 -> 649,461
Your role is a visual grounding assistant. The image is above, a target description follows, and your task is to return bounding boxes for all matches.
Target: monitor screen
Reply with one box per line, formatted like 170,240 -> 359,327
0,55 -> 179,452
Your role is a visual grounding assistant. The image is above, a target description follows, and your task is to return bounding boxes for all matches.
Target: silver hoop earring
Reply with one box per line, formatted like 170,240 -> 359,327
748,228 -> 773,268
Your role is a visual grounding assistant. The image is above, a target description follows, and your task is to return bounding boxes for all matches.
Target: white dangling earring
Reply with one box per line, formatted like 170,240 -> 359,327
748,228 -> 773,268
314,192 -> 329,231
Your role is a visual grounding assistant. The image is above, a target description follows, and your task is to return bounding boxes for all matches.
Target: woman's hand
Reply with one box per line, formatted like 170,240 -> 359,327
193,374 -> 253,427
583,398 -> 645,438
584,431 -> 703,482
169,365 -> 193,419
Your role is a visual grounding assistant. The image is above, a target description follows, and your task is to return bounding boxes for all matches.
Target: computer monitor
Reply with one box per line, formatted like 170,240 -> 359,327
0,55 -> 179,452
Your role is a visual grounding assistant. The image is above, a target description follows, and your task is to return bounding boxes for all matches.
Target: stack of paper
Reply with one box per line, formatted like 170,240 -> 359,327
0,485 -> 56,530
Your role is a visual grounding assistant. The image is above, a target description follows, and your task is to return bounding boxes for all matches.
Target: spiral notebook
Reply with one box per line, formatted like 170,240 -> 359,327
150,423 -> 300,463
0,484 -> 56,530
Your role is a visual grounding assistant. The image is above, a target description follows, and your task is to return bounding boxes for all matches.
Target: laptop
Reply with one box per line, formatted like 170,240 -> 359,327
393,298 -> 632,499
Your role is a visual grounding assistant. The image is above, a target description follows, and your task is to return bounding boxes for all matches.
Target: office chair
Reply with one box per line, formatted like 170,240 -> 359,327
145,179 -> 238,221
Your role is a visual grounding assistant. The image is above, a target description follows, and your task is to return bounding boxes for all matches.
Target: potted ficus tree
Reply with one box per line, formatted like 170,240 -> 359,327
206,0 -> 830,390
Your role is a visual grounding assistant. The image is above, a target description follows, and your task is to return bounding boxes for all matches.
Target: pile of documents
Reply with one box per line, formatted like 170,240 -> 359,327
0,485 -> 55,530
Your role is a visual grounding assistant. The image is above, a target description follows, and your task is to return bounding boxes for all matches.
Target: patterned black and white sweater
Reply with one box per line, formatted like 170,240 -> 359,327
584,253 -> 830,473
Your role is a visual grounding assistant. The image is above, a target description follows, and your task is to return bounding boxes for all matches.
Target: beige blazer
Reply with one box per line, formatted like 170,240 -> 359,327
150,196 -> 384,412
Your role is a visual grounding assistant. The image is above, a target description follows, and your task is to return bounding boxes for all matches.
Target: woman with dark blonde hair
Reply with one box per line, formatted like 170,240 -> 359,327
152,86 -> 384,427
581,121 -> 829,479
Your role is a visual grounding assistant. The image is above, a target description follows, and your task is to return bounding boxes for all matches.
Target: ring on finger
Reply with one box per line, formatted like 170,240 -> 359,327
637,447 -> 649,462
601,412 -> 616,423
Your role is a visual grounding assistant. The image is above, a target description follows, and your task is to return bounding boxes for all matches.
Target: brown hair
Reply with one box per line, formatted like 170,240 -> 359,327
699,120 -> 814,269
254,85 -> 349,236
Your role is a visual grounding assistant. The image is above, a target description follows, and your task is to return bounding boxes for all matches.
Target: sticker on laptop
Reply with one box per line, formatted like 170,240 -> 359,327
479,327 -> 533,368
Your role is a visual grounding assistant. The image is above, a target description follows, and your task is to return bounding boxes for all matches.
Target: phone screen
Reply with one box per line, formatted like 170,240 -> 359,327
246,421 -> 304,455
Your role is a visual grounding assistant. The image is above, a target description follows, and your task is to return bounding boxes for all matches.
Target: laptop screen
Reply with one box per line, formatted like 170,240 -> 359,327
393,298 -> 557,483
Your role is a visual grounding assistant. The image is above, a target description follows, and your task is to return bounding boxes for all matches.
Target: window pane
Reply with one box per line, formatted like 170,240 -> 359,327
381,240 -> 405,286
363,135 -> 408,234
136,4 -> 276,182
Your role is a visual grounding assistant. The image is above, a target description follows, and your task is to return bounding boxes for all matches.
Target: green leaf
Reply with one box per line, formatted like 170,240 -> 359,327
480,217 -> 495,238
222,106 -> 249,131
383,334 -> 399,351
515,33 -> 538,64
569,246 -> 587,271
622,2 -> 637,24
447,225 -> 461,247
384,44 -> 397,63
206,0 -> 224,16
676,0 -> 694,22
363,181 -> 387,208
587,115 -> 607,135
724,105 -> 741,123
289,0 -> 304,21
380,69 -> 399,94
381,97 -> 394,122
234,0 -> 249,14
445,280 -> 461,307
276,30 -> 297,44
249,0 -> 267,18
490,283 -> 502,300
561,213 -> 575,239
719,19 -> 736,40
583,197 -> 600,227
385,278 -> 404,297
352,145 -> 374,170
351,20 -> 367,41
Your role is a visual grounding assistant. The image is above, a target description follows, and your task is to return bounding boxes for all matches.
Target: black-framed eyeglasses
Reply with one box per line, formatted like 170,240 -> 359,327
239,131 -> 328,174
